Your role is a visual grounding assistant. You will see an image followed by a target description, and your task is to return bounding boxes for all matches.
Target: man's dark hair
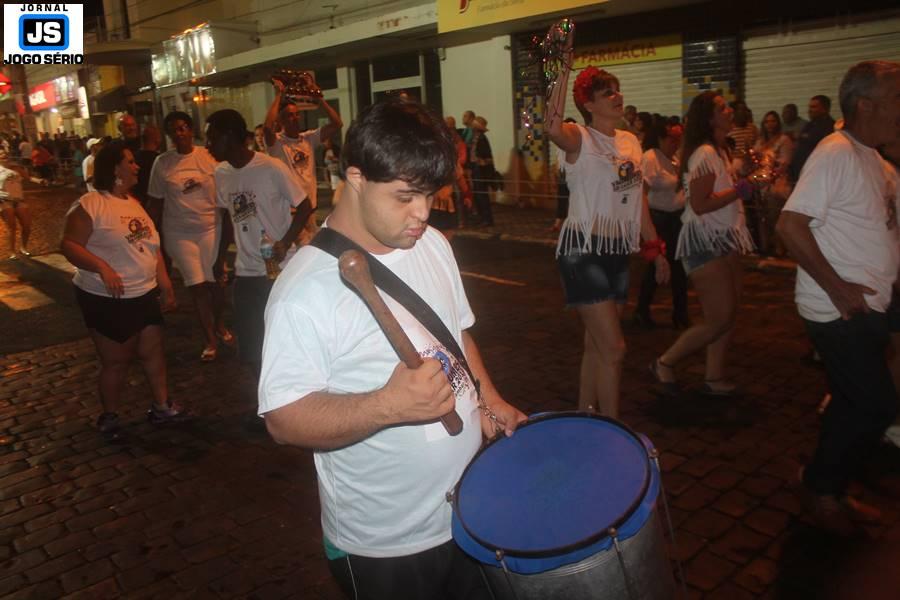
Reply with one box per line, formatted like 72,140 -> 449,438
279,98 -> 297,113
205,109 -> 249,144
811,94 -> 831,111
163,110 -> 193,132
341,98 -> 456,192
93,140 -> 129,192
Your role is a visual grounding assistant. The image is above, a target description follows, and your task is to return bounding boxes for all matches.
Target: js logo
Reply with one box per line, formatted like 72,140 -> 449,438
21,15 -> 69,50
3,4 -> 84,65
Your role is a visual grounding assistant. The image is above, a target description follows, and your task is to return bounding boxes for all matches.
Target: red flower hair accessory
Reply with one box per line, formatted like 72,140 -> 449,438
573,66 -> 601,106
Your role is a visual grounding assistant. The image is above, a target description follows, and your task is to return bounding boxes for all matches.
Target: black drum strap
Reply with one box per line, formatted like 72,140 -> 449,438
310,227 -> 481,393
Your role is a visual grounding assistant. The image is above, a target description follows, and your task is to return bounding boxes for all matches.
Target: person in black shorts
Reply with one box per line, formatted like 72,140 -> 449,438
61,141 -> 181,437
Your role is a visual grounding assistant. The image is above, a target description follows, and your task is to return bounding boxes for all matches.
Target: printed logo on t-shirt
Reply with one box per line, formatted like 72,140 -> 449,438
230,191 -> 258,223
886,189 -> 897,231
421,346 -> 471,398
613,160 -> 642,194
122,216 -> 153,252
181,178 -> 201,194
291,147 -> 309,169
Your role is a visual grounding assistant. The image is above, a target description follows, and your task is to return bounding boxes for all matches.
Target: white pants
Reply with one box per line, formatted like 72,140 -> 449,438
164,226 -> 220,286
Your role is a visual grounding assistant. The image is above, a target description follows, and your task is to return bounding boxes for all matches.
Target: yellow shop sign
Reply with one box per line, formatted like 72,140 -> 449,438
573,34 -> 682,68
438,0 -> 606,34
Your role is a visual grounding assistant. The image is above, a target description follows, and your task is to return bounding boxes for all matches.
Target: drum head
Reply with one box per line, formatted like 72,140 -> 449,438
454,413 -> 650,558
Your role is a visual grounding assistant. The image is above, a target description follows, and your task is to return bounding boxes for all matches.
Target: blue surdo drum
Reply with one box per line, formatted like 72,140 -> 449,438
452,413 -> 675,600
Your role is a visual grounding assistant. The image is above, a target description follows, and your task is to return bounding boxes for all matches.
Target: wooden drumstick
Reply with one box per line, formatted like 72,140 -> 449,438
339,250 -> 464,436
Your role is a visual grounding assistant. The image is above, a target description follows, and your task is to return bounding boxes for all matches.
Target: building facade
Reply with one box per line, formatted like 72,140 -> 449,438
5,0 -> 897,209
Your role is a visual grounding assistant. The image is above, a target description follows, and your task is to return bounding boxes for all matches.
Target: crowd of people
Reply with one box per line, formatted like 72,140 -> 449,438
546,55 -> 900,543
596,93 -> 838,262
1,54 -> 898,596
1,129 -> 88,186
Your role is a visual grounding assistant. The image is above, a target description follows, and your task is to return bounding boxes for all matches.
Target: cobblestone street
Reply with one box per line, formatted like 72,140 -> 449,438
1,183 -> 899,598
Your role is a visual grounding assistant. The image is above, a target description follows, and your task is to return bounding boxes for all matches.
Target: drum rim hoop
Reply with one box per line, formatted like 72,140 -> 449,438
452,411 -> 652,559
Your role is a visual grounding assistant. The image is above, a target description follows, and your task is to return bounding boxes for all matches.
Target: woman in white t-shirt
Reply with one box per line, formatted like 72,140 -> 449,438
651,91 -> 756,396
546,51 -> 669,418
148,111 -> 232,362
0,162 -> 32,258
61,141 -> 181,438
634,121 -> 688,329
752,111 -> 794,255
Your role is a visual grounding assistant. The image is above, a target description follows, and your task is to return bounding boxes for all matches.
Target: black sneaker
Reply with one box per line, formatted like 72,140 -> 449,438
147,402 -> 186,424
96,412 -> 120,438
97,413 -> 121,442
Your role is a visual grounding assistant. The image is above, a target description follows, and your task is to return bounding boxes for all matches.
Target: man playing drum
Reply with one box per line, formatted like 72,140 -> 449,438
257,98 -> 526,599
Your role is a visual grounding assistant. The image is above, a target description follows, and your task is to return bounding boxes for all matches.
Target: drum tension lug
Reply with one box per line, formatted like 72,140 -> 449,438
445,490 -> 454,503
648,448 -> 660,459
495,549 -> 511,574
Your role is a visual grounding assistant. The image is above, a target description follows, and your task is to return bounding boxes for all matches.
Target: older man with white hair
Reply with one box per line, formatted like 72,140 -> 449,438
777,60 -> 900,535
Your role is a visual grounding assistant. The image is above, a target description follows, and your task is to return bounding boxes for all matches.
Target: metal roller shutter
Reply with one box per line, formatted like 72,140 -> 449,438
562,59 -> 683,122
744,14 -> 900,120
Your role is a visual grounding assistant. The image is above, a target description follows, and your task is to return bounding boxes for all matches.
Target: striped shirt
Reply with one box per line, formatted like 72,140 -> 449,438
727,125 -> 757,156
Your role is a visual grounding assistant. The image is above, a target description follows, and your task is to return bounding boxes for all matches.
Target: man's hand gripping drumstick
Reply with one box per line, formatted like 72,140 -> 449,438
339,250 -> 465,436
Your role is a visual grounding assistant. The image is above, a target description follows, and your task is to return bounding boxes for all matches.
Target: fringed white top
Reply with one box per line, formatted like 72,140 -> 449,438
675,144 -> 754,259
556,125 -> 644,257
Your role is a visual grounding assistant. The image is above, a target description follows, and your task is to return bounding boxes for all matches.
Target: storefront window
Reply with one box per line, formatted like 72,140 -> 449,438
315,67 -> 338,91
371,53 -> 419,81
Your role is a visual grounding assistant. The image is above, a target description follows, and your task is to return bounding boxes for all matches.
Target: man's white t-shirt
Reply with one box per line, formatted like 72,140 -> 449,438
268,129 -> 321,208
70,192 -> 160,298
82,155 -> 95,192
148,147 -> 219,235
215,152 -> 307,277
258,226 -> 483,558
783,130 -> 900,322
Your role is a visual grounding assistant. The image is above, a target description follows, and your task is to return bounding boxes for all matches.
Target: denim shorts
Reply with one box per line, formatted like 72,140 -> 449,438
557,249 -> 630,306
681,247 -> 729,276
